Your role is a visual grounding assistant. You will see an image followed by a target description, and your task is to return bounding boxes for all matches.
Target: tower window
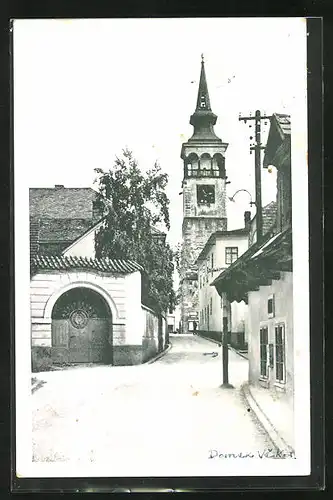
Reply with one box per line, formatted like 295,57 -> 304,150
186,154 -> 199,177
200,95 -> 206,108
197,185 -> 215,205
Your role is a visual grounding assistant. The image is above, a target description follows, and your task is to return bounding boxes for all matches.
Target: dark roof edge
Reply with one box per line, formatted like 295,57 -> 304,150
211,226 -> 291,287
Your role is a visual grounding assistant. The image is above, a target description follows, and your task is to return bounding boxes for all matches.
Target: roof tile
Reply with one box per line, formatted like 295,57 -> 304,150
31,255 -> 143,274
29,187 -> 100,219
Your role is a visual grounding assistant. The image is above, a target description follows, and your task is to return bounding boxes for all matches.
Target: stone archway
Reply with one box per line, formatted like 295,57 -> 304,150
51,287 -> 113,365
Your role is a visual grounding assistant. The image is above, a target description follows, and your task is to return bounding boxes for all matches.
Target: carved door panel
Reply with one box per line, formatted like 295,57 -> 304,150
67,308 -> 91,362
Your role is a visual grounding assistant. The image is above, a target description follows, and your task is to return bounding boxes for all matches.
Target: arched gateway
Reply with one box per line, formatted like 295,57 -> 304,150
51,287 -> 112,364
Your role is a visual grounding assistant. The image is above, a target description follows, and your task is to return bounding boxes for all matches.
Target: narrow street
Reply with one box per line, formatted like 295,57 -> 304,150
32,335 -> 274,471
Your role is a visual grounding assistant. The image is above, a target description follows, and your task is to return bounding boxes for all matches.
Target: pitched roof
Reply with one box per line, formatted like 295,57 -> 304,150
274,113 -> 291,139
29,186 -> 104,254
263,113 -> 291,168
250,201 -> 277,235
196,228 -> 249,263
31,255 -> 143,275
262,201 -> 277,235
37,218 -> 96,243
29,187 -> 99,219
211,226 -> 292,292
30,218 -> 40,262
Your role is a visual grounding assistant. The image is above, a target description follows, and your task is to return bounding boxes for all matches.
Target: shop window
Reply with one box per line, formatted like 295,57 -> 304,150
275,324 -> 285,383
225,247 -> 238,265
260,326 -> 268,378
197,185 -> 215,205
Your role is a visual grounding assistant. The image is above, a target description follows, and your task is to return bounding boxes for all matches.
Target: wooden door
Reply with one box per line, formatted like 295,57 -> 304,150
68,322 -> 90,363
88,318 -> 109,363
51,288 -> 112,364
52,320 -> 69,363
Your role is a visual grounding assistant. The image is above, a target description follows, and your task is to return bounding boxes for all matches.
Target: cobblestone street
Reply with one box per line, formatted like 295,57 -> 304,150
32,335 -> 274,473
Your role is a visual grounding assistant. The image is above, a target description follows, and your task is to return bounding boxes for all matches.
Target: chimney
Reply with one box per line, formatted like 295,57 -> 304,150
54,184 -> 64,189
244,211 -> 251,230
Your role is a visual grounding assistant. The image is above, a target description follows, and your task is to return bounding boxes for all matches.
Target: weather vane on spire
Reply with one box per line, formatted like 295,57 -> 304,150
201,53 -> 204,62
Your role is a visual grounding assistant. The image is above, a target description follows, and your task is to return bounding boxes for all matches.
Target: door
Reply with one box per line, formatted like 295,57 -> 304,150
88,318 -> 110,363
51,287 -> 112,364
51,320 -> 69,363
68,318 -> 109,363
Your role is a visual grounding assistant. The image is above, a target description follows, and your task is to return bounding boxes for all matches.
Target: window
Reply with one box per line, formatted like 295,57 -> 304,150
268,295 -> 275,318
211,253 -> 214,274
186,154 -> 199,177
275,324 -> 285,383
209,297 -> 213,315
200,95 -> 206,108
197,185 -> 215,205
225,247 -> 238,264
260,327 -> 268,378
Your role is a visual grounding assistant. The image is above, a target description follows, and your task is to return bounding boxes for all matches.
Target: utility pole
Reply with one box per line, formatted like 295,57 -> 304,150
239,110 -> 271,243
221,296 -> 234,389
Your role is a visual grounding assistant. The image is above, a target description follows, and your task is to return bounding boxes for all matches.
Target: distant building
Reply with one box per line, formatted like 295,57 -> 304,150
30,185 -> 168,371
212,113 -> 293,448
179,57 -> 229,333
196,214 -> 250,348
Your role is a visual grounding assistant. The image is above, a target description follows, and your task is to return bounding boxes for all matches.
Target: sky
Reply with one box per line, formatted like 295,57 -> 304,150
14,18 -> 307,249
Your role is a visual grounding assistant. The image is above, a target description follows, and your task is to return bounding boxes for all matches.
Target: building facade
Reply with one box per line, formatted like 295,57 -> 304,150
196,219 -> 250,348
30,186 -> 167,371
212,113 -> 294,449
179,57 -> 229,333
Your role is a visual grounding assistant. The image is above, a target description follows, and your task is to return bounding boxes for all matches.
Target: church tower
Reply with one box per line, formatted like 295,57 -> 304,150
179,56 -> 229,334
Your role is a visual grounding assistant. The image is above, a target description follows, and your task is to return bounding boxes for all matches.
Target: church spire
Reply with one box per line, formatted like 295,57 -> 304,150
195,54 -> 212,111
189,56 -> 222,142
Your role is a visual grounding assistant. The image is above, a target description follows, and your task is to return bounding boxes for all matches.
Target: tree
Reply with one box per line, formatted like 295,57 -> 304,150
94,149 -> 176,314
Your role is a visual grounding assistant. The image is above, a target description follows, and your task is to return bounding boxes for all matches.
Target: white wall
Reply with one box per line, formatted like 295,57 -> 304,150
62,229 -> 96,258
247,272 -> 293,397
198,233 -> 249,332
125,271 -> 144,345
30,270 -> 141,347
231,300 -> 248,336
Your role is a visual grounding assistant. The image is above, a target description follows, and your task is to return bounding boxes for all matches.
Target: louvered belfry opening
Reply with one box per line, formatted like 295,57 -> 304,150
51,287 -> 112,365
